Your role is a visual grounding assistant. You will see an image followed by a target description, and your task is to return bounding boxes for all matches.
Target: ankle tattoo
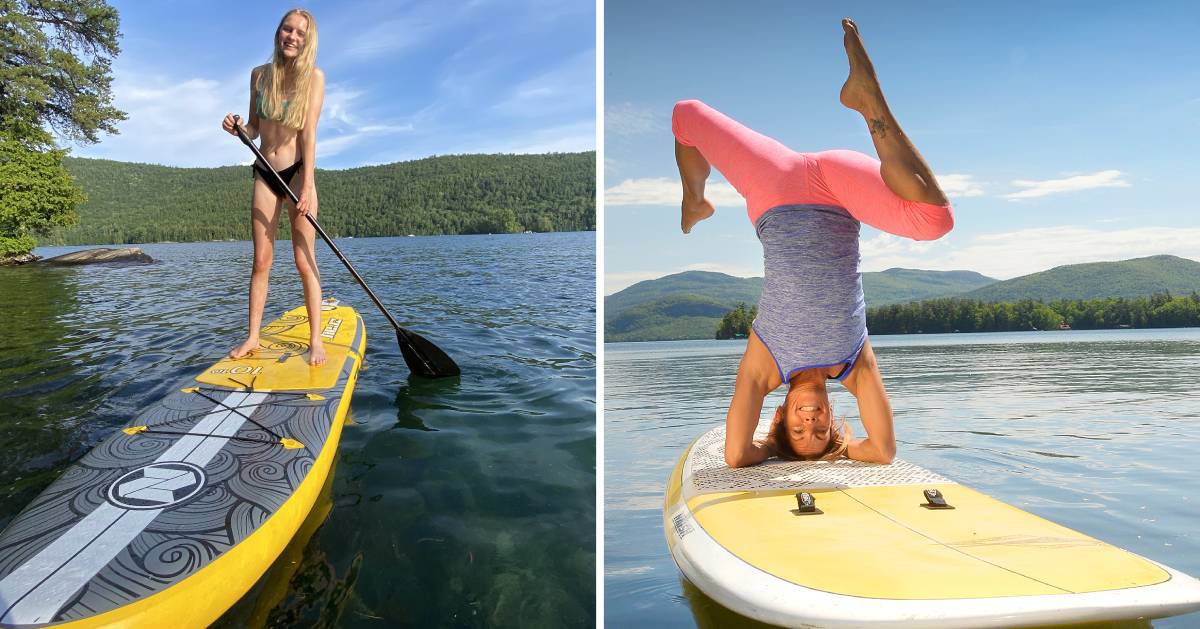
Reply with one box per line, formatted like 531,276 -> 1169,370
869,118 -> 890,139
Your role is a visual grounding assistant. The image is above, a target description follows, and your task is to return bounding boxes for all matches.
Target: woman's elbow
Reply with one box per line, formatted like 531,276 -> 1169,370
875,441 -> 896,464
725,448 -> 755,468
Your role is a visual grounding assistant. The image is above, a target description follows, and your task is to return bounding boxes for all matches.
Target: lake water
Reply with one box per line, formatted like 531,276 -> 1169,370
604,330 -> 1200,628
0,232 -> 595,627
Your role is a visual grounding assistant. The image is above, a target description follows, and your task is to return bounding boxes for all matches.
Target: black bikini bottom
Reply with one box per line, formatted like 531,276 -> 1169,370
252,159 -> 302,199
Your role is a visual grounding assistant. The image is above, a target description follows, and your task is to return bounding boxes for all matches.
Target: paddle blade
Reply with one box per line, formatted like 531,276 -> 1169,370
397,328 -> 461,378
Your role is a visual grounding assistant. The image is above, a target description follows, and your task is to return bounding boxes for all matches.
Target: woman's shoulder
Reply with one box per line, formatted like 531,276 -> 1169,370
250,64 -> 269,81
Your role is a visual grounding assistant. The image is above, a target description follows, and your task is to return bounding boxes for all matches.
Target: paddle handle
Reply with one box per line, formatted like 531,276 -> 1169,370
231,116 -> 409,336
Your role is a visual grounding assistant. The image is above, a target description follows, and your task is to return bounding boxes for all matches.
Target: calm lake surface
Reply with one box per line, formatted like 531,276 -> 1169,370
0,232 -> 595,627
605,330 -> 1200,628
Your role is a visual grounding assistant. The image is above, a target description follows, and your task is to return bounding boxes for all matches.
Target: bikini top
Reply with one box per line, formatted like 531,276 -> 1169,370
255,91 -> 291,121
751,204 -> 867,382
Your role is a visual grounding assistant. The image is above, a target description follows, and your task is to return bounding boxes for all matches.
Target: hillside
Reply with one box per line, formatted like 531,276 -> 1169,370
43,153 -> 595,245
866,268 -> 995,304
604,267 -> 995,342
964,255 -> 1200,302
606,256 -> 1200,341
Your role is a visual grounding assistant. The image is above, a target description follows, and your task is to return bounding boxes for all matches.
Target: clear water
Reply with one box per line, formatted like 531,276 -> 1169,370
605,330 -> 1200,628
0,232 -> 595,627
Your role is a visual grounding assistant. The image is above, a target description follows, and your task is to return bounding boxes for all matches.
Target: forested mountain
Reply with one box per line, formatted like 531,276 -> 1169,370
607,256 -> 1200,341
604,268 -> 995,341
604,271 -> 763,342
43,153 -> 595,245
867,268 -> 995,304
963,255 -> 1200,302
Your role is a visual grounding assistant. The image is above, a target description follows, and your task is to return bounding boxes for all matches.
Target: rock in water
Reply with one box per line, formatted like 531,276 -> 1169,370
41,247 -> 154,266
1,253 -> 40,265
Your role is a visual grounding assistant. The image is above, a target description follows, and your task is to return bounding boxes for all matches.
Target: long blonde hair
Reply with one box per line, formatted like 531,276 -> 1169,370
257,8 -> 318,130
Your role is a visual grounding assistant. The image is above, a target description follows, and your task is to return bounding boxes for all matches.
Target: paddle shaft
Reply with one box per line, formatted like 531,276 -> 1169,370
231,118 -> 426,353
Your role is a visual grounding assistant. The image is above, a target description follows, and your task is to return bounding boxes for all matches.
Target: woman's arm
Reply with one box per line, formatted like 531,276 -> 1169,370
296,68 -> 325,215
724,331 -> 783,468
840,339 -> 896,464
244,68 -> 261,140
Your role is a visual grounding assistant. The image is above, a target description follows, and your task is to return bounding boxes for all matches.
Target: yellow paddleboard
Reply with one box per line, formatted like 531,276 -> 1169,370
0,303 -> 364,627
664,422 -> 1200,628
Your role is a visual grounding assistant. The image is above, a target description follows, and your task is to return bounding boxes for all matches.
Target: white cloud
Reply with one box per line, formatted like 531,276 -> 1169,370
604,177 -> 743,207
605,271 -> 670,294
1003,170 -> 1130,200
70,71 -> 246,167
338,16 -> 442,61
605,102 -> 660,136
458,119 -> 596,155
937,173 -> 984,198
860,233 -> 943,261
860,225 -> 1200,279
320,84 -> 366,127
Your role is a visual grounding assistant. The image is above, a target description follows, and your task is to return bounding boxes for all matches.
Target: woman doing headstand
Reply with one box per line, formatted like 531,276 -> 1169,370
221,8 -> 327,366
673,19 -> 954,467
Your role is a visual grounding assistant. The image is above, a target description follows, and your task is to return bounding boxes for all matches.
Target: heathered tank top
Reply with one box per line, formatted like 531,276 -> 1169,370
751,204 -> 867,382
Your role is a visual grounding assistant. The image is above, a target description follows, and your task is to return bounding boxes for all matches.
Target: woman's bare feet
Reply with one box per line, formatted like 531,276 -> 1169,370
308,337 -> 326,366
229,337 -> 260,359
838,19 -> 888,123
681,196 -> 715,234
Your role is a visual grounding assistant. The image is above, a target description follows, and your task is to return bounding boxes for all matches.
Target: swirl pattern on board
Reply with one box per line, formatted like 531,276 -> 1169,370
0,322 -> 361,623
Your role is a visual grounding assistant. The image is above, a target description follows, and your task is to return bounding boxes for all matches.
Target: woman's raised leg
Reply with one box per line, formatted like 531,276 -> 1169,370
675,140 -> 714,234
229,178 -> 281,359
672,99 -> 808,232
806,19 -> 954,241
839,18 -> 949,207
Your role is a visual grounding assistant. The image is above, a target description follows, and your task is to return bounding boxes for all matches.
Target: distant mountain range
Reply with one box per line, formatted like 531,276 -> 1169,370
961,255 -> 1200,302
605,255 -> 1200,342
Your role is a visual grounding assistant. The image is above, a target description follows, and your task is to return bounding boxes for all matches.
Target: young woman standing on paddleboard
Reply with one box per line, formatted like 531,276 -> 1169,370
222,8 -> 327,365
673,19 -> 953,467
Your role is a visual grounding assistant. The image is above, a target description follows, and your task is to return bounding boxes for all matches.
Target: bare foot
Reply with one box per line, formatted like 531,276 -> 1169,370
681,196 -> 715,234
308,337 -> 326,366
229,337 -> 259,359
838,19 -> 887,119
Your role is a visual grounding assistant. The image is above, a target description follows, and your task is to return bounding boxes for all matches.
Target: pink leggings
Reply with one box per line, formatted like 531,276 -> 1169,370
672,99 -> 953,240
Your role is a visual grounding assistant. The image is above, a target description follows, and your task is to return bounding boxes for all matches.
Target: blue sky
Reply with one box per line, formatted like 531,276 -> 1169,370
603,1 -> 1200,293
71,0 -> 596,169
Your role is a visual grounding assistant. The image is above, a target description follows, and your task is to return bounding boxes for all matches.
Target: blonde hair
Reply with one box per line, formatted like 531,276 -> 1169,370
257,8 -> 318,130
772,400 -> 853,461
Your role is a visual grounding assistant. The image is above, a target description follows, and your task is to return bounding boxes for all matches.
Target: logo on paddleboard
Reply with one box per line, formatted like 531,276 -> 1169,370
320,318 -> 342,340
106,462 -> 207,510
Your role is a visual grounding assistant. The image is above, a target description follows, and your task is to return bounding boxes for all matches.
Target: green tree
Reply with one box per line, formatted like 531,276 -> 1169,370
0,0 -> 125,258
0,136 -> 84,254
715,302 -> 757,340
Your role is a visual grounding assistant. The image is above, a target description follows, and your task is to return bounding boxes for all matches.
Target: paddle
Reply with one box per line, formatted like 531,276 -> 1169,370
231,115 -> 460,378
